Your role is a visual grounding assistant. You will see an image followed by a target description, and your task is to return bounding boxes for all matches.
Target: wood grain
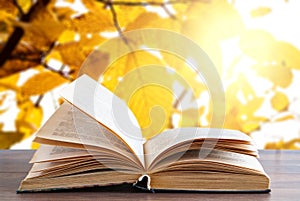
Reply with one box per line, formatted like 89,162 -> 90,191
0,150 -> 299,201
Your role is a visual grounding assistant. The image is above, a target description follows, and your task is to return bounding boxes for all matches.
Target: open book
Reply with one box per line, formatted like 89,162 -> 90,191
18,75 -> 270,193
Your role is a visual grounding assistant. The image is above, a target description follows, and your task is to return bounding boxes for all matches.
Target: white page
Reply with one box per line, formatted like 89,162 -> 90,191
60,74 -> 145,166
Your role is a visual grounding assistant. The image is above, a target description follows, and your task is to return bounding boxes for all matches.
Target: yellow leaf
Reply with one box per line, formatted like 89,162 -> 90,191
265,139 -> 300,149
15,4 -> 65,50
275,42 -> 300,69
78,50 -> 110,81
239,30 -> 275,61
224,97 -> 264,133
0,93 -> 9,114
0,0 -> 17,17
240,30 -> 300,67
0,59 -> 36,79
113,5 -> 146,29
102,51 -> 175,139
251,7 -> 272,17
271,92 -> 289,111
102,51 -> 162,92
58,97 -> 65,105
54,6 -> 76,20
21,70 -> 68,96
44,50 -> 62,65
255,64 -> 293,88
16,0 -> 32,14
227,74 -> 258,106
82,0 -> 146,31
223,113 -> 242,131
16,101 -> 43,139
0,131 -> 24,149
241,97 -> 264,116
72,0 -> 134,33
0,41 -> 41,78
0,10 -> 15,23
128,85 -> 174,138
125,12 -> 161,31
162,53 -> 207,97
57,30 -> 76,44
126,12 -> 181,32
102,49 -> 209,138
241,121 -> 260,134
265,140 -> 283,149
240,116 -> 266,134
273,114 -> 294,122
0,73 -> 20,91
55,43 -> 84,70
70,11 -> 114,33
224,75 -> 266,133
79,34 -> 106,51
284,139 -> 300,149
31,142 -> 40,149
55,34 -> 105,73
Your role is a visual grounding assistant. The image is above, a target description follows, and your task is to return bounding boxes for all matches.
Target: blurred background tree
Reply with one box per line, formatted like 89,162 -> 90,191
0,0 -> 300,149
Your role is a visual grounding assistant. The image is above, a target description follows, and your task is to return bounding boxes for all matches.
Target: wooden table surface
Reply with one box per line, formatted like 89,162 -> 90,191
0,150 -> 300,201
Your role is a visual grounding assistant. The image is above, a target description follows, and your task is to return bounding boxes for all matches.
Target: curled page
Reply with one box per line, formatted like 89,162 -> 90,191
60,74 -> 145,167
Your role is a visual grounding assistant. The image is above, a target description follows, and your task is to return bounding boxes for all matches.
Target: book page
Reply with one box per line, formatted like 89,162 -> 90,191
34,103 -> 142,168
60,75 -> 145,166
30,145 -> 91,163
144,127 -> 253,168
203,149 -> 265,173
151,149 -> 266,174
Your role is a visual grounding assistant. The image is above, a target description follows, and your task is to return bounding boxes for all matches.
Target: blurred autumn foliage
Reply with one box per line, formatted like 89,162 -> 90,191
0,0 -> 300,149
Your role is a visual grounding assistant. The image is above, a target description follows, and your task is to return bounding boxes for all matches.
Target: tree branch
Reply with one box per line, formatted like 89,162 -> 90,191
99,0 -> 207,39
9,56 -> 41,63
173,89 -> 188,109
34,94 -> 44,107
12,0 -> 24,16
43,63 -> 73,81
162,4 -> 177,19
98,0 -> 208,6
106,1 -> 130,45
0,0 -> 51,68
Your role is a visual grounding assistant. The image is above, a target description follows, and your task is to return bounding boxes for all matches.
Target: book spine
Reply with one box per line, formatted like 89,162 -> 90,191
133,174 -> 155,192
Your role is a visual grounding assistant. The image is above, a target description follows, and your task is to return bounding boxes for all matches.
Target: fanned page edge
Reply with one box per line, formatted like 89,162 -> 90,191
60,74 -> 145,167
144,128 -> 255,168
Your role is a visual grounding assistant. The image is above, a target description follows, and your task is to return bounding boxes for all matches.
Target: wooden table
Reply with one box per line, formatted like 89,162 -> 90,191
1,150 -> 299,201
